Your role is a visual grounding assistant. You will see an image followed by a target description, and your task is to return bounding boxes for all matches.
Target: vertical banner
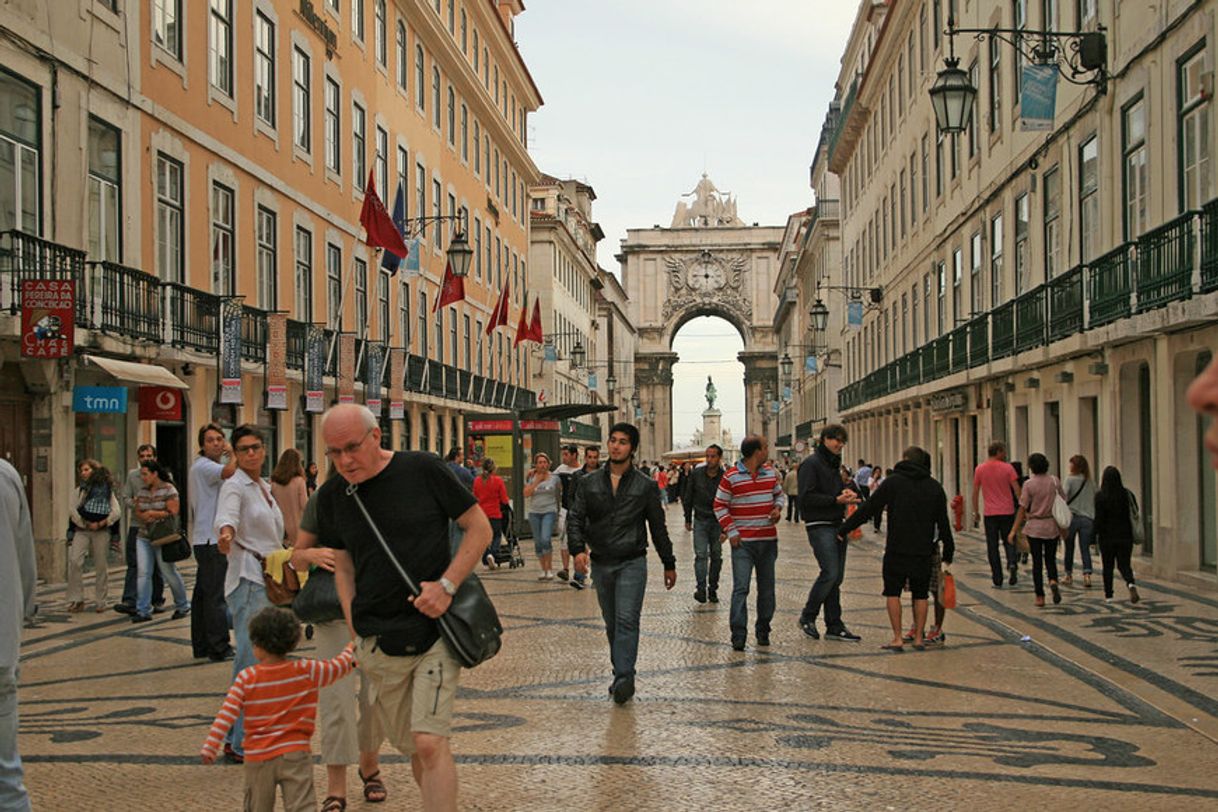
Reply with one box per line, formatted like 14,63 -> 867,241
218,297 -> 244,404
20,279 -> 75,358
1020,64 -> 1058,131
265,312 -> 288,410
805,354 -> 818,374
388,348 -> 406,420
305,324 -> 325,413
587,372 -> 597,390
847,300 -> 864,330
365,342 -> 384,415
337,333 -> 356,404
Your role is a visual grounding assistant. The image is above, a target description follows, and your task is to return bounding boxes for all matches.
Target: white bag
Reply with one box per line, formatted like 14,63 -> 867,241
1051,477 -> 1072,530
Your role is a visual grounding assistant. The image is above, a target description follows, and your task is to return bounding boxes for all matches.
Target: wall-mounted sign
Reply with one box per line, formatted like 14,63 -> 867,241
218,298 -> 244,404
20,280 -> 74,358
74,386 -> 128,414
469,420 -> 514,432
928,389 -> 968,412
365,342 -> 384,416
1020,64 -> 1058,131
305,324 -> 325,413
138,386 -> 182,421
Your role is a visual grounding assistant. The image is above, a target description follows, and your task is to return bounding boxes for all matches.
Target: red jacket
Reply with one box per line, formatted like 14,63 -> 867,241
473,474 -> 508,519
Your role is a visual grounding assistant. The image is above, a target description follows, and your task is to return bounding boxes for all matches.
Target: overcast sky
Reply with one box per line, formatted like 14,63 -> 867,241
517,1 -> 857,443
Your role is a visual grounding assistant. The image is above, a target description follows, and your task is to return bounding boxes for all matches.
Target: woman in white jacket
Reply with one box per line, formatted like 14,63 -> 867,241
67,459 -> 121,613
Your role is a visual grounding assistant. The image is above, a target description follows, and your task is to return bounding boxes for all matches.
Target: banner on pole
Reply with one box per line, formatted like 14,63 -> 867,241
1020,64 -> 1058,131
365,341 -> 384,415
218,298 -> 244,404
337,333 -> 356,404
805,354 -> 818,374
265,313 -> 288,410
389,348 -> 405,420
847,300 -> 864,330
305,324 -> 325,413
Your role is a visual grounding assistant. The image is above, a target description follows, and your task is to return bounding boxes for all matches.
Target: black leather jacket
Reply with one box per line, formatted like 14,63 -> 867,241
567,466 -> 676,569
797,443 -> 846,526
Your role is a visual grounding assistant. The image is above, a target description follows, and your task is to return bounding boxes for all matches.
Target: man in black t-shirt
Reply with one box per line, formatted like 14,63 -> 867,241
316,404 -> 490,810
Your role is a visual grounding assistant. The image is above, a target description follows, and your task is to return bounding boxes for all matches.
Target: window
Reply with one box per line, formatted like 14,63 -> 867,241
397,22 -> 408,92
352,102 -> 366,183
447,0 -> 455,33
324,77 -> 340,173
374,0 -> 386,65
923,273 -> 932,341
1013,0 -> 1027,102
209,0 -> 233,95
327,243 -> 342,329
396,145 -> 408,201
989,37 -> 1001,133
355,258 -> 368,331
461,10 -> 468,52
1118,97 -> 1149,239
475,319 -> 483,374
432,67 -> 441,129
293,48 -> 311,152
473,217 -> 482,279
415,46 -> 425,112
447,86 -> 455,146
909,152 -> 918,226
1043,0 -> 1058,29
911,283 -> 920,346
432,178 -> 442,234
1179,47 -> 1211,212
473,120 -> 481,174
932,0 -> 941,50
375,126 -> 388,196
254,12 -> 275,126
967,61 -> 979,157
1014,193 -> 1030,293
937,260 -> 947,335
87,118 -> 120,262
935,131 -> 944,196
399,280 -> 411,350
378,270 -> 390,342
152,0 -> 181,59
921,134 -> 930,211
474,30 -> 480,71
919,5 -> 927,73
434,307 -> 444,363
907,32 -> 916,96
1044,167 -> 1062,277
155,154 -> 182,282
970,231 -> 983,313
418,291 -> 429,357
352,0 -> 364,42
1079,135 -> 1100,262
449,309 -> 458,367
460,104 -> 468,161
990,212 -> 1004,306
211,183 -> 235,295
294,227 -> 313,321
415,163 -> 427,242
952,249 -> 963,324
256,206 -> 277,310
1077,0 -> 1096,27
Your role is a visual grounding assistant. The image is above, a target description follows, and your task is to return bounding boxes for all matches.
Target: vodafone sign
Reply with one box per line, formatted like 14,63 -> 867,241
138,386 -> 183,421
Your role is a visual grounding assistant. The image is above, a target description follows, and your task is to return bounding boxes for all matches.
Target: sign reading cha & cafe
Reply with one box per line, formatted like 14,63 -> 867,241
928,389 -> 969,413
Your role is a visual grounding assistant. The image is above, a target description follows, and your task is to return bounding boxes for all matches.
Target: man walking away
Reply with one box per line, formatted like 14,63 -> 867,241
684,444 -> 726,604
798,426 -> 862,642
853,460 -> 873,500
783,465 -> 800,522
972,442 -> 1022,588
0,458 -> 36,812
116,444 -> 164,614
189,425 -> 238,663
568,424 -> 676,704
838,447 -> 954,651
565,446 -> 600,590
714,434 -> 784,651
553,444 -> 581,582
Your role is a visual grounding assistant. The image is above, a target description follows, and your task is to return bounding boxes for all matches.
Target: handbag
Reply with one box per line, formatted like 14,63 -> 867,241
1015,532 -> 1031,554
940,571 -> 957,610
1128,490 -> 1146,545
148,515 -> 183,547
232,539 -> 300,606
1051,478 -> 1072,530
292,567 -> 345,624
347,483 -> 502,669
160,535 -> 191,563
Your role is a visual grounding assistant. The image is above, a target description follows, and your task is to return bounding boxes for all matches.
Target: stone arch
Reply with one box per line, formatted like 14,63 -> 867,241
666,304 -> 752,351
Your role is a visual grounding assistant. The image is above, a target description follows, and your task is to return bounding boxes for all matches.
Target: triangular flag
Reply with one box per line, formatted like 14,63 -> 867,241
513,296 -> 531,347
380,182 -> 408,275
528,297 -> 544,343
433,258 -> 465,311
359,171 -> 409,258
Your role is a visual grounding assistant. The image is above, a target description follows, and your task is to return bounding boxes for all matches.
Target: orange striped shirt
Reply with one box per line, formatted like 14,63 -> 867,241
201,647 -> 355,762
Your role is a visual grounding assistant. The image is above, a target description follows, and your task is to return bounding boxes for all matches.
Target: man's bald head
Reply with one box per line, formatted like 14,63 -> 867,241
321,404 -> 386,484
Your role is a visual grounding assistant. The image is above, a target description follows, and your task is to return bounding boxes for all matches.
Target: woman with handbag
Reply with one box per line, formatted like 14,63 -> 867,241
1062,455 -> 1097,588
1093,466 -> 1141,604
132,460 -> 191,623
214,425 -> 285,764
1008,453 -> 1067,607
67,459 -> 121,613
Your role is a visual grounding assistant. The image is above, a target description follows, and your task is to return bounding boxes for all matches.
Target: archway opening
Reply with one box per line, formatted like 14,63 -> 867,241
670,316 -> 745,463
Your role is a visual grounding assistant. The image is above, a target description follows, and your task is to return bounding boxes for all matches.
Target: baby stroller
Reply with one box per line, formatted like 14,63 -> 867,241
494,502 -> 525,569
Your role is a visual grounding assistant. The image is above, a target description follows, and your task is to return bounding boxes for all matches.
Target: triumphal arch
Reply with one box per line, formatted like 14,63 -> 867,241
619,176 -> 784,460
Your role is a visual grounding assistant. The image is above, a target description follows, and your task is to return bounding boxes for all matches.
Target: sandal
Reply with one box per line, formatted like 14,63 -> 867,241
359,769 -> 387,803
321,797 -> 347,812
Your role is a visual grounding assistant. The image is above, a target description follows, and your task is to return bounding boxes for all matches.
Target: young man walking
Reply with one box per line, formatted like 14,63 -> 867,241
683,444 -> 726,604
115,444 -> 163,615
838,446 -> 954,650
568,424 -> 676,704
553,444 -> 581,582
714,434 -> 784,651
189,425 -> 238,663
564,446 -> 600,590
797,425 -> 862,642
972,442 -> 1022,587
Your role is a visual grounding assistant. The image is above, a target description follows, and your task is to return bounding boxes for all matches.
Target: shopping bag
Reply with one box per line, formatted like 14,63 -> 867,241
846,504 -> 863,540
941,572 -> 957,609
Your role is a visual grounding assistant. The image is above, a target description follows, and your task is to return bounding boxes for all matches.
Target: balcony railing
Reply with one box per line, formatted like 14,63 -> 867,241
88,262 -> 161,342
1136,211 -> 1195,311
0,230 -> 88,321
1202,199 -> 1218,293
991,301 -> 1016,360
165,284 -> 220,353
1047,265 -> 1085,342
967,315 -> 989,368
285,320 -> 307,370
241,305 -> 269,363
949,326 -> 968,374
1089,243 -> 1134,327
1014,285 -> 1046,353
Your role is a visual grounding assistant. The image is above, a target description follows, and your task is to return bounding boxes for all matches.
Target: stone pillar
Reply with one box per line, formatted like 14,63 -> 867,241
409,401 -> 422,450
426,408 -> 438,454
634,351 -> 678,463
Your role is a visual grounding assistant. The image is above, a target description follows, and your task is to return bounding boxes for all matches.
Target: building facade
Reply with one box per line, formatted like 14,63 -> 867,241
0,0 -> 542,577
826,0 -> 1217,584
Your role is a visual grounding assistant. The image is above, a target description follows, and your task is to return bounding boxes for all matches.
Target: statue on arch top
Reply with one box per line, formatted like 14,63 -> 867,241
670,173 -> 744,228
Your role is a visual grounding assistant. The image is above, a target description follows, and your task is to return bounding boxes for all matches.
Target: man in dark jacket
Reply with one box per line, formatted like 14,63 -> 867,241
564,446 -> 600,591
797,424 -> 861,642
569,423 -> 676,704
839,446 -> 954,650
683,444 -> 725,604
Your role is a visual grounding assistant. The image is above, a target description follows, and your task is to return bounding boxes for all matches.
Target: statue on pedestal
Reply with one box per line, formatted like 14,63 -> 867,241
705,375 -> 718,410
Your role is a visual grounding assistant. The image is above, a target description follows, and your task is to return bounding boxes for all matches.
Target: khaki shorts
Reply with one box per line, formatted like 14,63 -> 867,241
355,636 -> 461,755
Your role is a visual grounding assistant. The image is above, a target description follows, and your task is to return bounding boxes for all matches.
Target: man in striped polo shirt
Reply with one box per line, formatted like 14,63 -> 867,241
714,434 -> 785,651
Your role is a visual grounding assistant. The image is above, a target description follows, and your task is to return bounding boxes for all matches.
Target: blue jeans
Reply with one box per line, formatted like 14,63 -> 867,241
529,511 -> 556,557
800,525 -> 848,631
135,536 -> 189,618
1063,515 -> 1094,575
227,578 -> 271,756
0,667 -> 30,812
593,556 -> 648,684
730,540 -> 777,641
984,514 -> 1017,585
692,516 -> 724,593
486,518 -> 503,558
121,523 -> 163,607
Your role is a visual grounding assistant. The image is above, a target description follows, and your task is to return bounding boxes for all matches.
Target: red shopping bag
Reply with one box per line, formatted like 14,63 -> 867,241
845,504 -> 863,540
941,572 -> 957,609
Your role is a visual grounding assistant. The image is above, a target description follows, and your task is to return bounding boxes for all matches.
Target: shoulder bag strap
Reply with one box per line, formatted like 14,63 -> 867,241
345,482 -> 423,599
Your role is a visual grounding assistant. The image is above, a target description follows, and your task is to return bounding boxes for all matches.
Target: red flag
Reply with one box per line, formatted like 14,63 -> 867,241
513,296 -> 531,347
359,171 -> 409,258
528,297 -> 544,343
433,258 -> 465,311
486,282 -> 510,334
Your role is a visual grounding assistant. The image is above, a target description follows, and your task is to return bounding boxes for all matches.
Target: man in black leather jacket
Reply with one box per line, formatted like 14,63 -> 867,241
569,423 -> 676,704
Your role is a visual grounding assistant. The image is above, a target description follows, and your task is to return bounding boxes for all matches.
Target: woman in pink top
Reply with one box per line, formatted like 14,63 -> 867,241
473,458 -> 509,569
1008,453 -> 1066,607
270,449 -> 308,547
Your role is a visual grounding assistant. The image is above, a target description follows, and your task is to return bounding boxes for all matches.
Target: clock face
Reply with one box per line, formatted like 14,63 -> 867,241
688,263 -> 725,292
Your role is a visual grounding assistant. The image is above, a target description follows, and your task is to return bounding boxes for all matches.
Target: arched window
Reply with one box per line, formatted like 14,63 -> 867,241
396,22 -> 407,92
415,45 -> 425,112
432,66 -> 441,129
447,86 -> 455,145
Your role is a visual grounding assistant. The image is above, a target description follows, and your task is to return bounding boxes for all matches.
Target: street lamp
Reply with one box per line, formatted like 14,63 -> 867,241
780,352 -> 794,381
929,56 -> 976,135
631,391 -> 641,410
605,373 -> 617,398
648,407 -> 656,425
445,229 -> 474,278
570,340 -> 586,369
808,298 -> 830,333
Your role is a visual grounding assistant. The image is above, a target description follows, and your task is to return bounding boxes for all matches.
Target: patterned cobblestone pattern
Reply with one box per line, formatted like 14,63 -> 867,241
17,507 -> 1218,810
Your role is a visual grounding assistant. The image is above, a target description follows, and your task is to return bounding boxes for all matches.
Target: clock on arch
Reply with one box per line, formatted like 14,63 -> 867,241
687,260 -> 726,293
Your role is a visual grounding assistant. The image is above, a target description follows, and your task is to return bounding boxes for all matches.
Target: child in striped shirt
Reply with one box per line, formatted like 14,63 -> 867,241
202,606 -> 356,812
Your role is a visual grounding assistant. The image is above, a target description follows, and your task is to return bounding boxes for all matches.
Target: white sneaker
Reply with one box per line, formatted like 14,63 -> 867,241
544,571 -> 555,580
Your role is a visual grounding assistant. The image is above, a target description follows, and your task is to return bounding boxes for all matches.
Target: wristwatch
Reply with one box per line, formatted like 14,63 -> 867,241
438,577 -> 457,596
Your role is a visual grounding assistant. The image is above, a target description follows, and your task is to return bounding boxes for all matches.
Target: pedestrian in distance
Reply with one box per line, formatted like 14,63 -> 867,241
568,422 -> 676,704
444,448 -> 475,556
564,446 -> 602,590
66,459 -> 121,613
473,458 -> 509,570
972,441 -> 1023,588
0,457 -> 37,812
523,452 -> 561,581
1062,455 -> 1097,588
552,444 -> 581,581
838,446 -> 954,651
115,444 -> 164,615
684,444 -> 726,605
853,460 -> 873,500
654,465 -> 669,505
188,424 -> 238,662
797,425 -> 863,642
1093,466 -> 1142,604
783,464 -> 800,522
132,459 -> 192,624
201,606 -> 357,812
1188,352 -> 1218,470
270,448 -> 308,548
1008,453 -> 1066,607
305,461 -> 320,496
714,434 -> 785,651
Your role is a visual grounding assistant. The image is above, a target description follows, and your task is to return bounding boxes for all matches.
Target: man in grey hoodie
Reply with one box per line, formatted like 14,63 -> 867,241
0,458 -> 36,811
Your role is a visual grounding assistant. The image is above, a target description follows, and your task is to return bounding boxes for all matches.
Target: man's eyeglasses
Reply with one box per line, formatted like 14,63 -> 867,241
325,428 -> 374,460
234,443 -> 264,455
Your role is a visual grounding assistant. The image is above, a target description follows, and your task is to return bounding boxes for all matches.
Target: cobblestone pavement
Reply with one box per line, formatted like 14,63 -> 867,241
17,506 -> 1218,810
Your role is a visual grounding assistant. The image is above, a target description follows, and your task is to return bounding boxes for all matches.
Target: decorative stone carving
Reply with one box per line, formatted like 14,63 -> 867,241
670,174 -> 743,228
661,251 -> 751,326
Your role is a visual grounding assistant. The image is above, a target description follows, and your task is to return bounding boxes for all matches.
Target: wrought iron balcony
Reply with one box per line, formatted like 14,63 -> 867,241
967,314 -> 989,367
1088,243 -> 1134,327
0,230 -> 88,320
1202,200 -> 1218,294
1135,211 -> 1195,312
286,320 -> 308,370
241,305 -> 269,363
1014,285 -> 1047,353
87,262 -> 161,342
1047,265 -> 1085,342
990,301 -> 1016,360
949,326 -> 968,374
165,284 -> 220,353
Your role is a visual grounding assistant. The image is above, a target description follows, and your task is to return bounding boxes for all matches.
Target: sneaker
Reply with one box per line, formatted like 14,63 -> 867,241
924,628 -> 946,647
694,589 -> 707,604
826,627 -> 861,642
799,621 -> 820,640
152,603 -> 168,614
1129,584 -> 1140,604
611,677 -> 635,705
484,554 -> 497,569
113,603 -> 136,616
1020,552 -> 1029,565
556,569 -> 569,581
569,578 -> 586,591
1050,582 -> 1062,604
756,634 -> 770,647
707,589 -> 719,603
131,614 -> 153,623
544,572 -> 555,581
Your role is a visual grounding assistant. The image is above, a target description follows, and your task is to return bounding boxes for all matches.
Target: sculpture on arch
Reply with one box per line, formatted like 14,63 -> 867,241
670,173 -> 744,228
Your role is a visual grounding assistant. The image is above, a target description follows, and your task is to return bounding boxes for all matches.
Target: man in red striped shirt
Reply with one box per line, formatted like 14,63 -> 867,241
202,607 -> 356,812
713,434 -> 785,651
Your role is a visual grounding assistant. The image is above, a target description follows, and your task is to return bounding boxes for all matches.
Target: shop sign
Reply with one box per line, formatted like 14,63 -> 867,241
74,386 -> 128,414
218,298 -> 244,404
305,324 -> 325,413
469,419 -> 514,432
560,419 -> 600,442
138,386 -> 182,421
520,420 -> 560,431
20,280 -> 74,358
929,389 -> 968,412
265,313 -> 288,410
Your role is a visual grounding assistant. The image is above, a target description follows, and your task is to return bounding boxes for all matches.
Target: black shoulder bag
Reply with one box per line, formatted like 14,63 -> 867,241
346,483 -> 502,668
